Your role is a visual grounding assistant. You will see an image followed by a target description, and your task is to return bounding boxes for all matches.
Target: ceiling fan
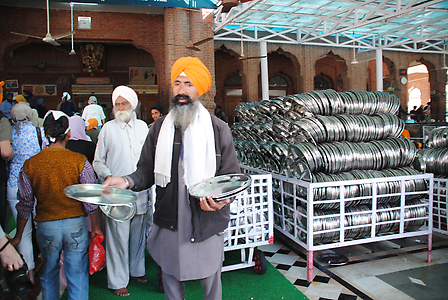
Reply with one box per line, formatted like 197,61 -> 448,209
162,37 -> 214,52
239,23 -> 266,60
351,32 -> 359,65
10,0 -> 74,46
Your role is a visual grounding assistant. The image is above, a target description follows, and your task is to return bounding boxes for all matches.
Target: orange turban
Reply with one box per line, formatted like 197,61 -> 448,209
87,118 -> 98,130
16,94 -> 26,103
171,57 -> 211,97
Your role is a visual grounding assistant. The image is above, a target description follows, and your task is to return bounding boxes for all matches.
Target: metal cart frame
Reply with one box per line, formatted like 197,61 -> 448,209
433,177 -> 448,235
241,164 -> 434,282
222,174 -> 274,274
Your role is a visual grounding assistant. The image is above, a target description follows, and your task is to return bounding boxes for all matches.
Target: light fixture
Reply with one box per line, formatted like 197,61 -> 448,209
69,2 -> 98,55
442,38 -> 447,70
351,32 -> 358,65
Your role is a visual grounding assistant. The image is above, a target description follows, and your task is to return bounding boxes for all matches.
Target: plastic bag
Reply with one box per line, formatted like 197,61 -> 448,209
89,234 -> 105,275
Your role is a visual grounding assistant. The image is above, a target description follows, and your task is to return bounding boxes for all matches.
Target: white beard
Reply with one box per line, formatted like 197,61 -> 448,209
170,101 -> 199,129
114,107 -> 133,123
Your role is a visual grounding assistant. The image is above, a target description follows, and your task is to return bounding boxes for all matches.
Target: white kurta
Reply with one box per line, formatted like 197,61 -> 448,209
82,103 -> 106,126
93,116 -> 150,289
93,116 -> 149,213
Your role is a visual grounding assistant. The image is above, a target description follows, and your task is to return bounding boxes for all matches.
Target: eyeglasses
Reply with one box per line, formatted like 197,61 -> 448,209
115,101 -> 130,107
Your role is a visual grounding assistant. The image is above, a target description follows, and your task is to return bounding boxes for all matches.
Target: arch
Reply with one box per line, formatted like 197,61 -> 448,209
409,87 -> 422,110
274,48 -> 302,93
366,57 -> 396,91
225,73 -> 242,86
268,74 -> 290,97
407,61 -> 430,118
315,51 -> 349,92
215,46 -> 243,126
314,73 -> 334,90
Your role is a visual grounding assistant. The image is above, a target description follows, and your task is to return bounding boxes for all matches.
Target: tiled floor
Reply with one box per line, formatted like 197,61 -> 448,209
259,231 -> 448,300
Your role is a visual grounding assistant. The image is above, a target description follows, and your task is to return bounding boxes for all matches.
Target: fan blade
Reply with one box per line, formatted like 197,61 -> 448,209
186,44 -> 201,51
239,56 -> 267,60
47,40 -> 61,46
192,37 -> 213,46
52,31 -> 75,40
10,31 -> 43,40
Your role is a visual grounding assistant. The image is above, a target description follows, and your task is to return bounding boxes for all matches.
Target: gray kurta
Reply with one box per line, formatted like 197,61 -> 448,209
147,155 -> 224,281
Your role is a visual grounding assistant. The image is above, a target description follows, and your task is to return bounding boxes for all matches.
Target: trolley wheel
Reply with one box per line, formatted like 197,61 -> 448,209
158,266 -> 164,293
253,249 -> 267,275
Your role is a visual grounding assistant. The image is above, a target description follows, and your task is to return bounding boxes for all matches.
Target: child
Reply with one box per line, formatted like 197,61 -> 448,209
11,110 -> 102,300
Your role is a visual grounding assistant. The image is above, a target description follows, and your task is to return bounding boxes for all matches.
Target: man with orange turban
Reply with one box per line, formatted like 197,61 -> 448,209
103,57 -> 240,300
86,118 -> 100,145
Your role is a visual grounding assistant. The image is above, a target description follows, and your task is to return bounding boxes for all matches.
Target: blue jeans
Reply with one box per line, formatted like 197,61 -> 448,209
36,217 -> 89,300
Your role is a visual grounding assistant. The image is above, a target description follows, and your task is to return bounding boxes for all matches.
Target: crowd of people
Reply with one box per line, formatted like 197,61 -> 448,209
0,57 -> 237,300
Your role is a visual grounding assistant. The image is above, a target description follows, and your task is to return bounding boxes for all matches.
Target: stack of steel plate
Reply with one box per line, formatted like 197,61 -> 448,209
233,89 -> 426,243
415,127 -> 448,176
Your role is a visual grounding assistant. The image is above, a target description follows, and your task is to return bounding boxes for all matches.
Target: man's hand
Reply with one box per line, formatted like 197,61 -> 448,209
0,237 -> 24,271
199,196 -> 230,212
102,176 -> 127,189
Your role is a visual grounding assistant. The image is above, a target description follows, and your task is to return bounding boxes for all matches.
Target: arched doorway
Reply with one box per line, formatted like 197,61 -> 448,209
366,57 -> 396,92
224,73 -> 242,126
314,51 -> 348,92
269,75 -> 290,98
407,62 -> 430,118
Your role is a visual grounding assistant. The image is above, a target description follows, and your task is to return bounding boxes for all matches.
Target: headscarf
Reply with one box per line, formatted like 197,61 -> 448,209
86,118 -> 98,130
16,94 -> 26,103
69,116 -> 89,141
88,95 -> 97,105
112,86 -> 138,110
10,102 -> 34,122
62,92 -> 71,101
170,57 -> 212,97
43,110 -> 70,142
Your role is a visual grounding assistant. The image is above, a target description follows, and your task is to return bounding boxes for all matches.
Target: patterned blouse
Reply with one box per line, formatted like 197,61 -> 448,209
7,121 -> 48,188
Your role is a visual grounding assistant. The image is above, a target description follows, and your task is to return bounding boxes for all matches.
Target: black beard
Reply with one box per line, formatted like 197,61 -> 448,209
170,94 -> 193,107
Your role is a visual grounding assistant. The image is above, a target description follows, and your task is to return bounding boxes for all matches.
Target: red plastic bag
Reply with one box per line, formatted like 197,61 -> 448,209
89,234 -> 106,275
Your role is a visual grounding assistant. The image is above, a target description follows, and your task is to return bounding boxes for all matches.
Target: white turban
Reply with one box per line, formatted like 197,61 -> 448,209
62,92 -> 71,101
88,95 -> 97,104
112,86 -> 138,110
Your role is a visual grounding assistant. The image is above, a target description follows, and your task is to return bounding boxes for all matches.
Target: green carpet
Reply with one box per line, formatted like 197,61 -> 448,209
61,249 -> 308,300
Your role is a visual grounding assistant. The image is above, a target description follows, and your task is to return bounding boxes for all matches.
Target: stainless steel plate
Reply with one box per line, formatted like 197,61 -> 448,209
188,174 -> 252,200
100,204 -> 136,222
64,184 -> 137,206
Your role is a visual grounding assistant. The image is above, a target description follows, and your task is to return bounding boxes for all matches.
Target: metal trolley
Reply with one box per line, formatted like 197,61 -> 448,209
433,177 -> 448,235
241,164 -> 434,282
222,174 -> 274,274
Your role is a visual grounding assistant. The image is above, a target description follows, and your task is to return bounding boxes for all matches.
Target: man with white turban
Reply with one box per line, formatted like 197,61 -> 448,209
103,57 -> 240,300
82,95 -> 106,130
93,86 -> 150,297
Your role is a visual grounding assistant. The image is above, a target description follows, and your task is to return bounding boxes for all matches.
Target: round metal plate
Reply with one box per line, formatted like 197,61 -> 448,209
64,184 -> 137,206
188,174 -> 252,200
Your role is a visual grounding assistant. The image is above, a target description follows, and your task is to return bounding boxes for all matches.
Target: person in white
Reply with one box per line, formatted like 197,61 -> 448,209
93,86 -> 149,297
82,96 -> 106,130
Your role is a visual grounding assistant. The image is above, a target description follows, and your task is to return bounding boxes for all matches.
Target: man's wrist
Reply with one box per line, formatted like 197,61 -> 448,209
122,176 -> 130,189
0,239 -> 10,253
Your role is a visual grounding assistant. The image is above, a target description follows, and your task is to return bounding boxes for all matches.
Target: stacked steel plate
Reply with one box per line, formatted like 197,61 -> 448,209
415,127 -> 448,175
233,89 -> 427,243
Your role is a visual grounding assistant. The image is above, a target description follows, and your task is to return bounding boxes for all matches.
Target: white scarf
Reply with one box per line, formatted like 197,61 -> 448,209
154,102 -> 216,189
